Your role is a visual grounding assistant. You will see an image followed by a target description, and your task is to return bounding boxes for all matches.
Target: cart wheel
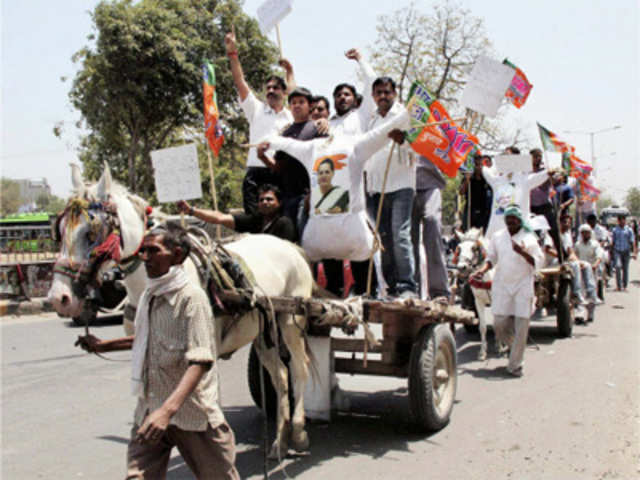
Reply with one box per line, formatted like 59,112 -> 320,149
556,278 -> 573,338
597,278 -> 605,303
247,345 -> 294,418
463,323 -> 479,334
72,311 -> 96,327
408,324 -> 457,432
247,345 -> 278,418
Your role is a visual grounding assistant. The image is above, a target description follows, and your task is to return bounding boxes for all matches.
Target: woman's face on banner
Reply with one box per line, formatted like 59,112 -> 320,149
317,162 -> 334,187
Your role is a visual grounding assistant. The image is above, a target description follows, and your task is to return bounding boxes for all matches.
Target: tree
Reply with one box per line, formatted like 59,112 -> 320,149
1,179 -> 23,216
596,194 -> 614,212
35,193 -> 67,213
368,1 -> 530,151
441,177 -> 460,226
62,0 -> 279,205
625,187 -> 640,217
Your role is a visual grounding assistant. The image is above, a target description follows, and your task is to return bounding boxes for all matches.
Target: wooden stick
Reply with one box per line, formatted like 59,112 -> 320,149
206,147 -> 222,241
410,117 -> 467,128
239,143 -> 262,149
366,143 -> 397,298
275,24 -> 283,58
180,211 -> 186,228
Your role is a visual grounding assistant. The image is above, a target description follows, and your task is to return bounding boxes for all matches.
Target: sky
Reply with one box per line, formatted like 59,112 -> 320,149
2,0 -> 638,204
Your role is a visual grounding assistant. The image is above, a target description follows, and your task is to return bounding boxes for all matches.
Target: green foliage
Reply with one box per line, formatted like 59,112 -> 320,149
66,0 -> 278,206
596,194 -> 614,212
441,176 -> 461,226
1,178 -> 23,216
35,193 -> 67,214
625,187 -> 640,217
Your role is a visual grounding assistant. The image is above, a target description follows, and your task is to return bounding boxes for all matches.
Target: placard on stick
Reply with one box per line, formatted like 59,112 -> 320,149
257,0 -> 293,34
151,143 -> 202,203
460,55 -> 515,118
494,154 -> 533,175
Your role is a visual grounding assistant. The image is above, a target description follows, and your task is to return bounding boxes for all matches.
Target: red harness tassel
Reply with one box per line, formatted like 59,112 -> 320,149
93,233 -> 122,263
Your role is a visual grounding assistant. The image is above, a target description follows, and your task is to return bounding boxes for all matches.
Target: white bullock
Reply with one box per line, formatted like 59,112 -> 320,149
453,228 -> 499,360
48,164 -> 314,459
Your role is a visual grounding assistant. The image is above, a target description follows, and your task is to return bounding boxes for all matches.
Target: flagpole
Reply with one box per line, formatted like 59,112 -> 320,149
366,143 -> 397,298
206,146 -> 222,241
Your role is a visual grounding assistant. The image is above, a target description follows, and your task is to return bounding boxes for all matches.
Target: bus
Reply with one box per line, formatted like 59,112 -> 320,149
600,206 -> 630,228
0,212 -> 58,253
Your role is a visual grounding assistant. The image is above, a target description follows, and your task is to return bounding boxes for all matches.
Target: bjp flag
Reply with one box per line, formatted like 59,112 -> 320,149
405,82 -> 478,178
203,60 -> 224,156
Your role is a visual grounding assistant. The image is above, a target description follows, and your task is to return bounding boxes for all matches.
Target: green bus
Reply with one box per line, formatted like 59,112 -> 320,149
0,212 -> 58,253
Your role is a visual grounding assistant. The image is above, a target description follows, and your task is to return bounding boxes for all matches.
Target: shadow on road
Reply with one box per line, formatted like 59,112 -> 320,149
163,395 -> 437,479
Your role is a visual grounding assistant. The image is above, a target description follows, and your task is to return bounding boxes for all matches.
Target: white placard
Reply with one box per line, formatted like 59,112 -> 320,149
460,55 -> 515,118
151,144 -> 202,203
494,154 -> 532,175
257,0 -> 293,34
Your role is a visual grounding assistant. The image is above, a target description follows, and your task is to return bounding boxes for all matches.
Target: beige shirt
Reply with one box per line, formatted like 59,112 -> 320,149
134,283 -> 224,431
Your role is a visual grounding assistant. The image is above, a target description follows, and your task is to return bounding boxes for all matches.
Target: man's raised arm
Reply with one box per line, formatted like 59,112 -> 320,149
278,58 -> 296,95
225,26 -> 250,101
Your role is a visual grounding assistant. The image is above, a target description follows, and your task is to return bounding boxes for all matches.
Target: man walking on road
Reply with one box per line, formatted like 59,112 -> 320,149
473,205 -> 544,377
611,214 -> 637,291
77,227 -> 239,479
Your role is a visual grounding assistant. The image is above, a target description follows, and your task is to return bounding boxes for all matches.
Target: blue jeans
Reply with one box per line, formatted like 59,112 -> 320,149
366,188 -> 417,294
614,250 -> 631,289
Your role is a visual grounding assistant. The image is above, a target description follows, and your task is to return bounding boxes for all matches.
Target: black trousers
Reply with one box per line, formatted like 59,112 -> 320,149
321,259 -> 375,297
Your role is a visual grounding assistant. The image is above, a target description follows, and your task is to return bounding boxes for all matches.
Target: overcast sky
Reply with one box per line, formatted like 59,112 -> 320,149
2,0 -> 638,203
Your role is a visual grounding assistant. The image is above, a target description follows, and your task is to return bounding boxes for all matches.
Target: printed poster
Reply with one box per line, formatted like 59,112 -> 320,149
309,153 -> 350,216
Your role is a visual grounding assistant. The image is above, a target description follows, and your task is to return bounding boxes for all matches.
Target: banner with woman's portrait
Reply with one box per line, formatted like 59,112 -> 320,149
310,153 -> 351,216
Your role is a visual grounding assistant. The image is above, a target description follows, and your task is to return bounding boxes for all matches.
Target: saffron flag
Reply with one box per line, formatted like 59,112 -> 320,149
203,60 -> 224,156
459,145 -> 482,173
405,82 -> 478,178
566,154 -> 593,180
579,179 -> 600,202
503,59 -> 532,109
537,122 -> 575,154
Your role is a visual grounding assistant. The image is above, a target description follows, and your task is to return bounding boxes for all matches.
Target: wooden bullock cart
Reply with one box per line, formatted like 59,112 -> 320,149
218,291 -> 476,432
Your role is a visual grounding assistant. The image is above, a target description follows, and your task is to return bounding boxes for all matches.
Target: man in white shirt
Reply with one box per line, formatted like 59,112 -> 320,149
586,213 -> 610,244
260,107 -> 409,295
225,29 -> 294,214
473,205 -> 544,377
574,224 -> 603,307
365,77 -> 416,298
326,49 -> 377,138
558,214 -> 596,305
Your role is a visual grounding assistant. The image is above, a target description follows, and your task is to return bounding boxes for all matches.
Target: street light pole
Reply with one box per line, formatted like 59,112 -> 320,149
564,125 -> 622,177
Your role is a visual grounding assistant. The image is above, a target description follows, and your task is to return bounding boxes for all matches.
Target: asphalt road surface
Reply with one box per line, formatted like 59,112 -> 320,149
3,261 -> 639,479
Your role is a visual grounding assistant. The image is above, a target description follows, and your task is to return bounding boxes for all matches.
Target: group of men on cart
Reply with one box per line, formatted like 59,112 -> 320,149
76,28 -> 637,480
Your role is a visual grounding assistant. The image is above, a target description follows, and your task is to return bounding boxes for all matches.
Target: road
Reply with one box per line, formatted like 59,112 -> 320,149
2,261 -> 639,479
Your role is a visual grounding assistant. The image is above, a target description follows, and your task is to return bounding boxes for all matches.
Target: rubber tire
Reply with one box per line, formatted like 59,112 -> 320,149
72,312 -> 96,327
597,278 -> 605,302
247,345 -> 278,418
461,283 -> 480,334
247,345 -> 295,419
408,324 -> 457,432
556,278 -> 574,338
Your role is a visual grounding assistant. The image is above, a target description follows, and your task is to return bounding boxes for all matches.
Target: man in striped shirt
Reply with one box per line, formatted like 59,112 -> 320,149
77,227 -> 239,479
